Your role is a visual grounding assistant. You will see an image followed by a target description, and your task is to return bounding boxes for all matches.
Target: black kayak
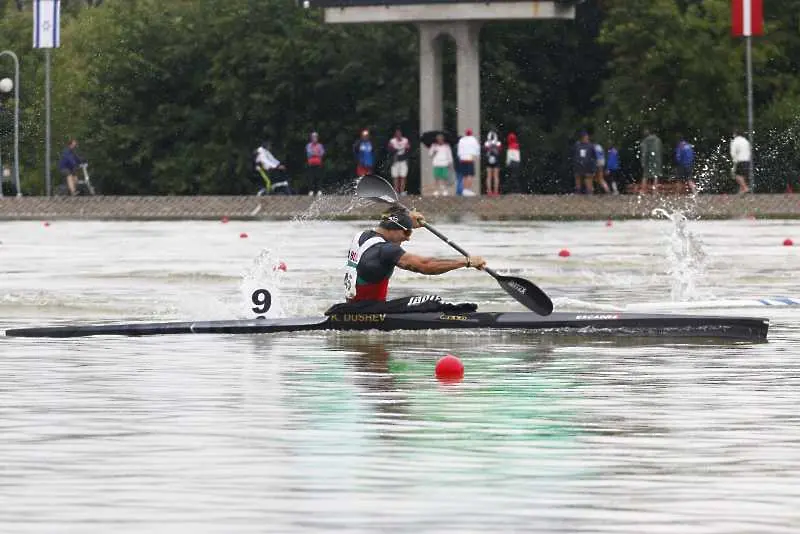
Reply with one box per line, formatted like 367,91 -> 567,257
4,311 -> 769,341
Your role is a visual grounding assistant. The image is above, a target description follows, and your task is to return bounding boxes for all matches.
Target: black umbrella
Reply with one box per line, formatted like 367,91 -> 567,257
420,130 -> 458,148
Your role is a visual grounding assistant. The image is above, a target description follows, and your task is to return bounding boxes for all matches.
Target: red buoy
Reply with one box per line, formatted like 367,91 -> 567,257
435,354 -> 464,382
239,232 -> 248,239
221,216 -> 229,224
784,238 -> 794,247
43,221 -> 50,227
558,249 -> 571,258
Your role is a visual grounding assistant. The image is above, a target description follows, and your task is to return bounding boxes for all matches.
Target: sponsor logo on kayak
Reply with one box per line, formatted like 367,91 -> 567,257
408,295 -> 442,306
329,313 -> 386,323
439,314 -> 469,321
575,314 -> 620,320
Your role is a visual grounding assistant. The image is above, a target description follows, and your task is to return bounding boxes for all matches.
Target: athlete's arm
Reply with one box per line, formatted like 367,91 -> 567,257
396,252 -> 485,275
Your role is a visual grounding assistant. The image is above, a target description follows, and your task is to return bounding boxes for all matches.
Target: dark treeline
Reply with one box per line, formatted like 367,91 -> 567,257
1,0 -> 799,195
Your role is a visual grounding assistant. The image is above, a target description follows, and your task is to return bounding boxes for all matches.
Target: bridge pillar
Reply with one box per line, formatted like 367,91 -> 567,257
418,21 -> 481,196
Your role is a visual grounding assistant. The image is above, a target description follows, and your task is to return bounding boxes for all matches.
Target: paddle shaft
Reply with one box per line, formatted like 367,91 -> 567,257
422,222 -> 499,278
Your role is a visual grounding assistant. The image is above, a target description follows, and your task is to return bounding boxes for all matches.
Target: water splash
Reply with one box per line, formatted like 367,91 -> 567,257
238,248 -> 289,318
238,180 -> 365,318
652,208 -> 708,302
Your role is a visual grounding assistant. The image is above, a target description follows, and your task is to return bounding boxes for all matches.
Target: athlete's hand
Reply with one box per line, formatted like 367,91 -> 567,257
409,210 -> 425,228
467,256 -> 486,270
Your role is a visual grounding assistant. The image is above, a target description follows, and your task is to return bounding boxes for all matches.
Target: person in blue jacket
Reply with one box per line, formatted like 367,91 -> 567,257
605,143 -> 621,194
353,130 -> 374,177
58,139 -> 84,196
675,135 -> 698,194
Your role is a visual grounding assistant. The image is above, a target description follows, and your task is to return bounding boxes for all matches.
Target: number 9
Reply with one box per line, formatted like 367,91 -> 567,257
251,289 -> 272,314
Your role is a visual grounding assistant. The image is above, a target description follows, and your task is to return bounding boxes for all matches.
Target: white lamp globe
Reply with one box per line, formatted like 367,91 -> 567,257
0,78 -> 12,93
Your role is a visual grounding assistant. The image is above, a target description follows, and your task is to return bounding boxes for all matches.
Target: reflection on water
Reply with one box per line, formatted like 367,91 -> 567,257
0,219 -> 799,533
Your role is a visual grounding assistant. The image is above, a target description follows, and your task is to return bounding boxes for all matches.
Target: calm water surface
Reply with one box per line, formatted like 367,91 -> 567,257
1,214 -> 799,533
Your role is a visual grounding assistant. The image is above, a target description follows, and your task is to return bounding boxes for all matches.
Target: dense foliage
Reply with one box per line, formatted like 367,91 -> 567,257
0,0 -> 798,195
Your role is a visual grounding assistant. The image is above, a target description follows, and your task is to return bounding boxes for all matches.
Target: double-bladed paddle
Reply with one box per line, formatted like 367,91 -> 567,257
355,174 -> 554,316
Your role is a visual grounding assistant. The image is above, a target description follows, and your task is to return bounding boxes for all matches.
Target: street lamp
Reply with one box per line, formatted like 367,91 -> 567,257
0,50 -> 21,197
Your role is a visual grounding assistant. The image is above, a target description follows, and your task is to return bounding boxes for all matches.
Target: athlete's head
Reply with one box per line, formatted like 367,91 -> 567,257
378,207 -> 413,243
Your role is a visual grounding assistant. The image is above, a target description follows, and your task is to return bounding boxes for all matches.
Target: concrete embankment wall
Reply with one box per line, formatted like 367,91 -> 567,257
0,194 -> 798,221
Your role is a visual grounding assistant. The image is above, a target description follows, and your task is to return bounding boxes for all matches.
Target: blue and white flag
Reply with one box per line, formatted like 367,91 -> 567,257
33,0 -> 61,49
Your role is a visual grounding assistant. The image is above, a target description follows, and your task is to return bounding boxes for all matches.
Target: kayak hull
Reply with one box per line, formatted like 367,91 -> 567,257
4,311 -> 770,341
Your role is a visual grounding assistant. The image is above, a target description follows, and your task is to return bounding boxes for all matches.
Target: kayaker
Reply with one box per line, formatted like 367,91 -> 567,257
343,206 -> 487,304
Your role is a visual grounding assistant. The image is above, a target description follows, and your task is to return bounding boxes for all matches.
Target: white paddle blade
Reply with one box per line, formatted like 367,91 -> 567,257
356,175 -> 399,203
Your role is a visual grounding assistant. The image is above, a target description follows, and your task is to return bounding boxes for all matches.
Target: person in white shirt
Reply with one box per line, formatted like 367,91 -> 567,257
456,128 -> 481,196
254,140 -> 287,196
730,129 -> 751,194
429,133 -> 453,197
387,129 -> 410,196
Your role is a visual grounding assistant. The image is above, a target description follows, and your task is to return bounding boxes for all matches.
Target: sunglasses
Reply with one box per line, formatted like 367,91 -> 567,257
384,215 -> 412,234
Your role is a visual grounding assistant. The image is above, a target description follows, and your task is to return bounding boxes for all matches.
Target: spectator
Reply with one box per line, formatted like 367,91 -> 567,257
456,128 -> 480,196
640,128 -> 663,193
484,130 -> 502,196
730,128 -> 751,194
387,128 -> 410,196
675,135 -> 697,194
505,132 -> 521,193
58,138 -> 84,196
305,131 -> 325,196
353,130 -> 374,177
455,157 -> 464,196
253,140 -> 287,196
429,133 -> 453,197
573,131 -> 596,194
593,141 -> 610,193
605,143 -> 621,194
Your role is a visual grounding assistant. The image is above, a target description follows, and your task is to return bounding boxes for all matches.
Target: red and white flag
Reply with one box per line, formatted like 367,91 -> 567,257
732,0 -> 763,37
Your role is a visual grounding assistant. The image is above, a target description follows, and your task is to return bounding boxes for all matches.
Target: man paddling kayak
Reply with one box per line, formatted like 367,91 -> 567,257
344,207 -> 487,303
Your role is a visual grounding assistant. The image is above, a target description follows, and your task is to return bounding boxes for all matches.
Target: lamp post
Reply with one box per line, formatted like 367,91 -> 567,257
0,50 -> 21,197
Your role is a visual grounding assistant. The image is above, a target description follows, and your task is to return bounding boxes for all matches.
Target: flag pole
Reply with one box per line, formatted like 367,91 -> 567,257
45,47 -> 51,197
746,34 -> 754,192
34,0 -> 60,196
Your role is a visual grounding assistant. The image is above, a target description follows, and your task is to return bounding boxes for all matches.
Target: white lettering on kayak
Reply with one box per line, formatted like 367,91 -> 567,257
408,295 -> 442,306
575,314 -> 620,320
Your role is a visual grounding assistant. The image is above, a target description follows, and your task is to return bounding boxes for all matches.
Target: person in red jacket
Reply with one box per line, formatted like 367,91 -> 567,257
305,131 -> 326,196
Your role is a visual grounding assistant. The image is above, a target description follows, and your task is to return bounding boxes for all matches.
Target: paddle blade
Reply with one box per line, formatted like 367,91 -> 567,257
495,273 -> 554,316
356,174 -> 399,205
